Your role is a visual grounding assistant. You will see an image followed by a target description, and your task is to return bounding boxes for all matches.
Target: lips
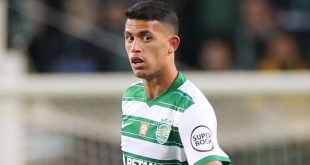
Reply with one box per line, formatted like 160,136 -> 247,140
131,56 -> 144,64
130,56 -> 144,70
130,56 -> 145,70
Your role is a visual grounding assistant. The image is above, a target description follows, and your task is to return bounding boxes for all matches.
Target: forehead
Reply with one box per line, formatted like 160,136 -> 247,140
125,19 -> 172,35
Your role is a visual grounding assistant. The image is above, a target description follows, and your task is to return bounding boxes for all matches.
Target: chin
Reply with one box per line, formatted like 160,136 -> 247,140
134,72 -> 148,79
133,70 -> 145,77
133,70 -> 154,80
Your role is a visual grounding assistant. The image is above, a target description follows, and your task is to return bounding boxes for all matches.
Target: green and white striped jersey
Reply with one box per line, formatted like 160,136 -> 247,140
121,72 -> 231,165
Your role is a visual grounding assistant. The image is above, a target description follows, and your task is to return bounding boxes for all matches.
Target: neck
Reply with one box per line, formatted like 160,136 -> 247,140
143,67 -> 178,99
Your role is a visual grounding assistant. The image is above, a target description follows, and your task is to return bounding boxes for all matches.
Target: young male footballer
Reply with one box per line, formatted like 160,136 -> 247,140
121,1 -> 231,164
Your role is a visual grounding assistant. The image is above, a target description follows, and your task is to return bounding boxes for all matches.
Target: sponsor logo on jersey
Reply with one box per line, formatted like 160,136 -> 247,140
190,125 -> 214,152
156,119 -> 172,144
126,157 -> 159,165
139,122 -> 149,136
122,122 -> 131,129
126,158 -> 159,165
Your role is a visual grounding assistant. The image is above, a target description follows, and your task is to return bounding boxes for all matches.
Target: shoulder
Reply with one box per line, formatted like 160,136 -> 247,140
177,79 -> 215,115
123,81 -> 144,98
178,80 -> 209,105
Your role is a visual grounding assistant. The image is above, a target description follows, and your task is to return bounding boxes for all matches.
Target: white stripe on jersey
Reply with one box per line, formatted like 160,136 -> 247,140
122,101 -> 184,126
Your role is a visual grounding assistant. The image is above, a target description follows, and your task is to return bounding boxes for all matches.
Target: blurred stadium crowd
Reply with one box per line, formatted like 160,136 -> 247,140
7,0 -> 310,73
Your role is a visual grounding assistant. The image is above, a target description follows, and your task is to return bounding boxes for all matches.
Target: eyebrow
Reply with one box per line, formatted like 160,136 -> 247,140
139,31 -> 152,36
124,31 -> 131,35
124,30 -> 152,36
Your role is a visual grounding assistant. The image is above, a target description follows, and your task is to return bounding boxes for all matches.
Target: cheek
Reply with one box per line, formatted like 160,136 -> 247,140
152,41 -> 169,56
125,43 -> 131,53
144,41 -> 170,66
150,46 -> 167,63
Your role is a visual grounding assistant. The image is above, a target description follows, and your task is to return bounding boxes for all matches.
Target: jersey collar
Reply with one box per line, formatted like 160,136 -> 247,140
166,72 -> 187,92
145,72 -> 187,102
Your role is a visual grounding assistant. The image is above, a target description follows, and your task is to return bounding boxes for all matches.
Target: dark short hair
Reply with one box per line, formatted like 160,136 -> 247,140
125,0 -> 178,34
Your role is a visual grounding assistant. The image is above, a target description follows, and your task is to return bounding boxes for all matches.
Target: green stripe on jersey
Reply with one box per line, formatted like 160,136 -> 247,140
194,155 -> 231,165
123,83 -> 145,102
122,115 -> 183,148
123,73 -> 194,113
124,151 -> 188,165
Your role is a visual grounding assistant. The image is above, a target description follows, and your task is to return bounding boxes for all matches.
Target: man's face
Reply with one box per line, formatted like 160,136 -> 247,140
124,19 -> 174,79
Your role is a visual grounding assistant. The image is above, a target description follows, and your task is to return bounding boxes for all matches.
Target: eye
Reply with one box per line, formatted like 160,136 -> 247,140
125,35 -> 134,43
142,35 -> 152,42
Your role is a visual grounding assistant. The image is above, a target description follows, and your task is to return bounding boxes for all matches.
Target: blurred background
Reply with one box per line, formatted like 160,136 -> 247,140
0,0 -> 310,165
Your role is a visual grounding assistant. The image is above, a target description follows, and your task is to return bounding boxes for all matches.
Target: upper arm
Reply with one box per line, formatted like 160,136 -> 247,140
177,103 -> 231,165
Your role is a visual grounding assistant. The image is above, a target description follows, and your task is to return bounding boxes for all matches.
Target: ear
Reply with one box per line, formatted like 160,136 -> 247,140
168,36 -> 180,54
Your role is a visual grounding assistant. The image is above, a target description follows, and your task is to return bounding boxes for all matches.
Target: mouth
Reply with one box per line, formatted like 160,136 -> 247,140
131,56 -> 144,65
130,56 -> 145,70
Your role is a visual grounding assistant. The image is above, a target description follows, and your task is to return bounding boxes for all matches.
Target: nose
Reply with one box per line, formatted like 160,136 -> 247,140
131,40 -> 142,53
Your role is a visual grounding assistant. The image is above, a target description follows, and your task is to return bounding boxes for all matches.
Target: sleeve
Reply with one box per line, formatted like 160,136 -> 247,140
177,102 -> 231,165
